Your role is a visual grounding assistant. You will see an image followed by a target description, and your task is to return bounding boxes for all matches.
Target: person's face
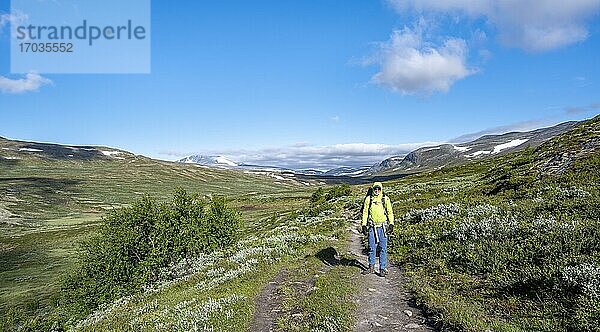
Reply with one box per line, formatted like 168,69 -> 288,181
373,187 -> 381,194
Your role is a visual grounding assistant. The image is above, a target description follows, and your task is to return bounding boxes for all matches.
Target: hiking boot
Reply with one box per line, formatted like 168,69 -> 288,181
379,268 -> 388,277
361,265 -> 375,275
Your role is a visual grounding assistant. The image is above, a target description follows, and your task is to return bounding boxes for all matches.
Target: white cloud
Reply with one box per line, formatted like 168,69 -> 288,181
388,0 -> 600,51
369,26 -> 474,95
0,72 -> 52,94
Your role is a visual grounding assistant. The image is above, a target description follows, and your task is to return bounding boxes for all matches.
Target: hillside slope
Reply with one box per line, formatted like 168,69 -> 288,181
1,116 -> 598,331
380,115 -> 600,331
0,137 -> 311,328
0,137 -> 306,225
370,120 -> 578,175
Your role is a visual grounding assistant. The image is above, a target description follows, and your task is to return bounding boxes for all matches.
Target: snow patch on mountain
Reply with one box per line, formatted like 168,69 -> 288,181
344,169 -> 369,176
465,139 -> 529,158
492,139 -> 529,154
453,145 -> 471,152
100,150 -> 126,160
466,150 -> 492,158
421,147 -> 441,152
271,174 -> 286,181
178,155 -> 238,167
101,150 -> 121,157
214,156 -> 237,166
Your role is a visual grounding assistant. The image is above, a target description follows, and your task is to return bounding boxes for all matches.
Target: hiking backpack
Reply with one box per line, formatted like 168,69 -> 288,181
360,187 -> 389,222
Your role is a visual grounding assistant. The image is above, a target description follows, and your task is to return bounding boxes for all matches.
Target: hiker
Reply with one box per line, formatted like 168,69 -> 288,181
361,182 -> 394,277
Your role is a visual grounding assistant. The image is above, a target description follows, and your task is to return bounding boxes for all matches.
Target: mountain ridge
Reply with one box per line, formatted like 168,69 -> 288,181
1,119 -> 586,179
176,121 -> 582,177
369,120 -> 579,176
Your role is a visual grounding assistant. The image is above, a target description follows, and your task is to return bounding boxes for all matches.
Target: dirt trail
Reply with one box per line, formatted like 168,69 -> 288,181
248,270 -> 287,332
348,226 -> 435,332
248,223 -> 436,331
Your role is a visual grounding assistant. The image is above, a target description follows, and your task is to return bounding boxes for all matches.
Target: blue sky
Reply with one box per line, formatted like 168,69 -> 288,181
1,0 -> 599,169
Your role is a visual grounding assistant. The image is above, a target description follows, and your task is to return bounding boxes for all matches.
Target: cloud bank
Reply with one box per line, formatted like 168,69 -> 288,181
0,72 -> 52,94
161,142 -> 440,170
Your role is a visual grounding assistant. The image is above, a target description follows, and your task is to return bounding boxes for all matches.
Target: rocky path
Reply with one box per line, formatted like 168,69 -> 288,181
248,223 -> 436,332
348,226 -> 435,332
247,270 -> 287,332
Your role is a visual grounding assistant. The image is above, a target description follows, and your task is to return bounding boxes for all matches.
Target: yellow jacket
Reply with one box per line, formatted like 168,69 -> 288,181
361,182 -> 394,226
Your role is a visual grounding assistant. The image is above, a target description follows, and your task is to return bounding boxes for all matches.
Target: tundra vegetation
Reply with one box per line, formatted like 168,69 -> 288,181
1,116 -> 599,331
385,116 -> 600,331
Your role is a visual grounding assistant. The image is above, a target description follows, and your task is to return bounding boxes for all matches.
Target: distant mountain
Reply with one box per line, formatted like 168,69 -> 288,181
0,136 -> 314,229
177,155 -> 372,177
324,166 -> 372,176
370,121 -> 579,175
294,169 -> 326,176
484,114 -> 600,192
364,156 -> 405,175
175,121 -> 581,178
178,155 -> 238,167
0,136 -> 134,161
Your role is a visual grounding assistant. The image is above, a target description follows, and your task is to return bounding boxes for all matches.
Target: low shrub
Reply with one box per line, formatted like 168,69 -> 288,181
60,188 -> 242,319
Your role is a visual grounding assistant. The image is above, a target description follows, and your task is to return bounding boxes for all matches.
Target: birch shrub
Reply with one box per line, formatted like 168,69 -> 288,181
61,188 -> 242,318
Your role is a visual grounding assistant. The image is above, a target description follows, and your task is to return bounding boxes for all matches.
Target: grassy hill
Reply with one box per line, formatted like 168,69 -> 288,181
381,115 -> 600,330
0,138 -> 313,328
0,138 -> 308,225
371,120 -> 578,176
2,115 -> 599,331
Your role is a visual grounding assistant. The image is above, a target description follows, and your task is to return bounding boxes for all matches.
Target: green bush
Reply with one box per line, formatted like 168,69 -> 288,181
324,184 -> 352,201
310,184 -> 352,205
304,185 -> 352,218
310,187 -> 325,204
61,188 -> 241,317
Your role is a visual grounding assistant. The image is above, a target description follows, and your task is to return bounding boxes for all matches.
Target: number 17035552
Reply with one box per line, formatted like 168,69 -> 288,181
19,42 -> 74,53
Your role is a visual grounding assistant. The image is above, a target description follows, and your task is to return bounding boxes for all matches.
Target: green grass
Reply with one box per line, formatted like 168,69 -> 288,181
277,253 -> 359,332
0,149 -> 316,329
381,116 -> 600,331
57,188 -> 354,331
1,174 -> 358,330
0,157 -> 300,223
2,116 -> 599,330
0,224 -> 90,314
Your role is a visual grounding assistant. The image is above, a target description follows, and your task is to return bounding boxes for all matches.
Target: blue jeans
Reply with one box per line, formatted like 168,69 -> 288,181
368,226 -> 388,270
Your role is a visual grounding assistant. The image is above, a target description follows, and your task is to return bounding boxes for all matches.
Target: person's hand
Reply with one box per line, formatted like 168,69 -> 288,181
361,225 -> 368,235
388,224 -> 394,234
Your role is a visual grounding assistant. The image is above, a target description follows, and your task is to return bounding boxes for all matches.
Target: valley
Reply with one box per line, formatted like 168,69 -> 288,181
1,116 -> 599,331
